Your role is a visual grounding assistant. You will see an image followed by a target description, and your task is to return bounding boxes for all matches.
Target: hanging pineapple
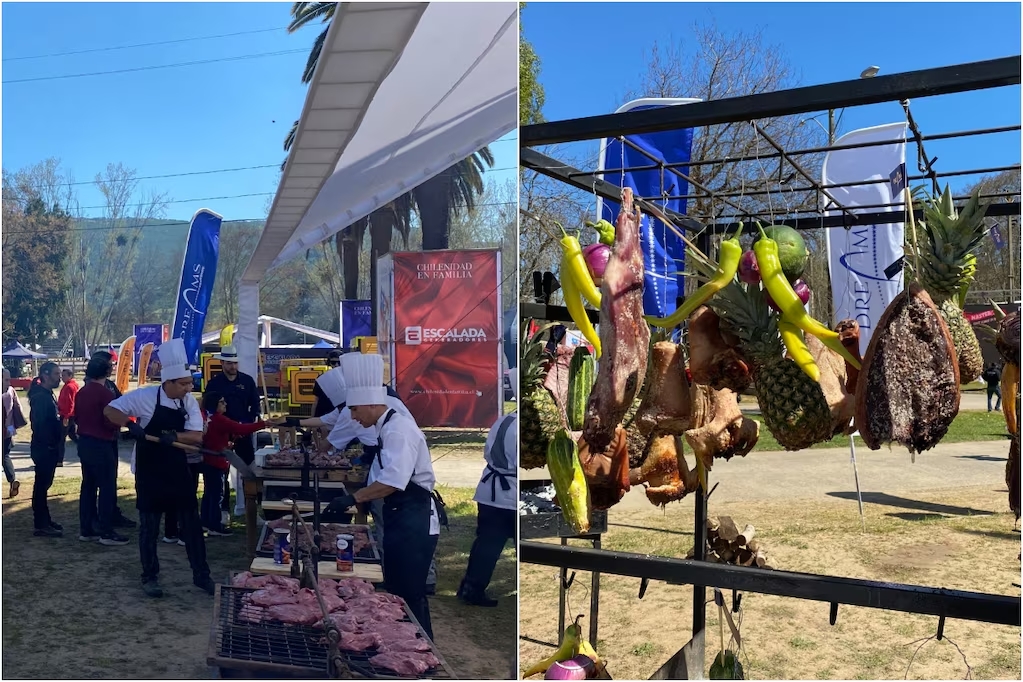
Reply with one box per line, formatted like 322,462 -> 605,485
519,321 -> 565,469
909,185 -> 991,383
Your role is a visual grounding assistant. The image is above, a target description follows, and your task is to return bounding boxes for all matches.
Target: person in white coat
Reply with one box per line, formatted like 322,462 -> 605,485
457,373 -> 517,607
322,353 -> 442,640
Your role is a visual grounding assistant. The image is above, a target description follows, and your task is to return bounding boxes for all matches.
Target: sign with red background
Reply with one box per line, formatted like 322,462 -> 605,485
392,250 -> 501,428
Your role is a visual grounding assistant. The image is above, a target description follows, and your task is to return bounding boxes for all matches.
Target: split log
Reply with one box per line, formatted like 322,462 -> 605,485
707,517 -> 720,534
727,539 -> 741,552
738,549 -> 754,566
737,524 -> 755,546
720,548 -> 735,563
717,516 -> 739,543
712,537 -> 729,552
754,549 -> 767,568
746,538 -> 760,553
706,550 -> 720,563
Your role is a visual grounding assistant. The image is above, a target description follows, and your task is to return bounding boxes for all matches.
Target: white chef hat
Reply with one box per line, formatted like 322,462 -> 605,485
340,353 -> 386,406
160,338 -> 191,382
316,367 -> 347,408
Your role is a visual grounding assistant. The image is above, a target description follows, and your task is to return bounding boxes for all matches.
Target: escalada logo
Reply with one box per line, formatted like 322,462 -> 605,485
405,326 -> 487,344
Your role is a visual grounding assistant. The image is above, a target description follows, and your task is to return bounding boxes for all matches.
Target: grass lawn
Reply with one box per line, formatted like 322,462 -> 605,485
2,479 -> 516,679
519,485 -> 1021,680
750,410 -> 1010,452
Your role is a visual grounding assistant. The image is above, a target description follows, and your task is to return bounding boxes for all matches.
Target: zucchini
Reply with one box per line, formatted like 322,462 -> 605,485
547,430 -> 590,534
566,346 -> 596,431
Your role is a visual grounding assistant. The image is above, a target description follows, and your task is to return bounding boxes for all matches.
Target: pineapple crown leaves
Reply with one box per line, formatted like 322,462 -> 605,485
706,281 -> 782,361
521,319 -> 558,388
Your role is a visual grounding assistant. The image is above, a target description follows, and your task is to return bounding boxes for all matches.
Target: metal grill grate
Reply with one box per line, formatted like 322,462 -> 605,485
209,585 -> 455,679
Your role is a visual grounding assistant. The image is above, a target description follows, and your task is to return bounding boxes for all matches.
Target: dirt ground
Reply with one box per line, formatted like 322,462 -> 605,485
1,478 -> 515,680
520,485 -> 1021,680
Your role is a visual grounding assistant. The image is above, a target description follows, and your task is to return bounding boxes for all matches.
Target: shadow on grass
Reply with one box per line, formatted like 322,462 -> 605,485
607,522 -> 692,536
826,491 -> 995,517
954,454 -> 1008,462
885,512 -> 948,522
956,527 -> 1021,540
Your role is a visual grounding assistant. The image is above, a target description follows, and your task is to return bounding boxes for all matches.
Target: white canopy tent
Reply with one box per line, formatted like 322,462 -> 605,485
236,2 -> 517,380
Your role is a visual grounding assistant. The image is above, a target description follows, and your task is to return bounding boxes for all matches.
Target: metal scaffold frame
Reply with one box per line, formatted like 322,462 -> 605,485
518,55 -> 1022,680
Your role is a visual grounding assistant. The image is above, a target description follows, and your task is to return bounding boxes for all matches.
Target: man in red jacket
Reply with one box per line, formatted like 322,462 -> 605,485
57,368 -> 80,466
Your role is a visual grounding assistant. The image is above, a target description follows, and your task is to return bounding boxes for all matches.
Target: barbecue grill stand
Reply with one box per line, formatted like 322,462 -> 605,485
519,55 -> 1022,680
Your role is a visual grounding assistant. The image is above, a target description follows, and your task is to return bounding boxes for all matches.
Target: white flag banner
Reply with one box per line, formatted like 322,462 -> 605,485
823,122 -> 909,356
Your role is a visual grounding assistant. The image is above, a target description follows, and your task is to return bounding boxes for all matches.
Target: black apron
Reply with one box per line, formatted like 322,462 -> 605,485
480,415 -> 516,504
135,390 -> 192,513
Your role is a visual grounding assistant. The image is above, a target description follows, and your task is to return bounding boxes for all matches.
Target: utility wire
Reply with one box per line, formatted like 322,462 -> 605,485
3,48 -> 308,84
2,26 -> 291,62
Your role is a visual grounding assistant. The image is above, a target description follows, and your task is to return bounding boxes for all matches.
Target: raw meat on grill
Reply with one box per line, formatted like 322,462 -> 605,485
360,621 -> 421,640
237,604 -> 268,624
320,612 -> 361,632
337,577 -> 376,599
296,587 -> 346,613
267,603 -> 322,626
346,602 -> 406,623
263,520 -> 372,557
339,632 -> 383,652
268,575 -> 301,591
370,651 -> 440,676
583,187 -> 650,453
264,448 -> 351,468
378,638 -> 432,653
246,586 -> 300,607
232,572 -> 277,589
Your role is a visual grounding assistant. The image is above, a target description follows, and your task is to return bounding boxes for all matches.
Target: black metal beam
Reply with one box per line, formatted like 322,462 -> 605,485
521,57 -> 1022,147
520,302 -> 598,324
521,147 -> 706,233
520,542 -> 1021,627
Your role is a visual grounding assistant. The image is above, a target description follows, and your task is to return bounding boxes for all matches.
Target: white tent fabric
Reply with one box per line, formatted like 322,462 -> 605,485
236,1 -> 517,381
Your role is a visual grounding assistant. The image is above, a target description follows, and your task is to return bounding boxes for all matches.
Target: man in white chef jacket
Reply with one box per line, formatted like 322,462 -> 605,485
457,374 -> 517,607
103,338 -> 214,599
293,367 -> 440,593
323,353 -> 441,640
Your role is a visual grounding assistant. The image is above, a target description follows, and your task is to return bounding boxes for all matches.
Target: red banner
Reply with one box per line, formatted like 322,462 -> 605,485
392,250 -> 502,428
964,309 -> 996,324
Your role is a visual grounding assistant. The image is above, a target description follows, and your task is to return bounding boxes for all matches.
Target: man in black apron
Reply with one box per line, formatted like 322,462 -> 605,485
458,380 -> 517,607
324,353 -> 441,640
104,338 -> 214,598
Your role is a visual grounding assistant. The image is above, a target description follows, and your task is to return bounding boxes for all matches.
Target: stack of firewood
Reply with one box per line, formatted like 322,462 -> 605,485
686,515 -> 772,569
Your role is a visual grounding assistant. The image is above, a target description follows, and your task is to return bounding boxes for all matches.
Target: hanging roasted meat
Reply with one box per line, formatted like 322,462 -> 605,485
685,384 -> 759,469
803,329 -> 857,436
583,187 -> 650,453
688,306 -> 752,394
576,427 -> 630,510
633,341 -> 692,436
627,434 -> 695,506
855,284 -> 960,453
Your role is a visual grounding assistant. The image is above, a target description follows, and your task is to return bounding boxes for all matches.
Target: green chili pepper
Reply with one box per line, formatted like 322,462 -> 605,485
753,223 -> 861,370
585,219 -> 616,246
557,221 -> 602,308
646,222 -> 745,329
778,319 -> 821,382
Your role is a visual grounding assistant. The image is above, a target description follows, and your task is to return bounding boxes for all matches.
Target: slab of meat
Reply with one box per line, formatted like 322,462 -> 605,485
246,586 -> 299,607
340,632 -> 383,652
237,605 -> 268,624
360,621 -> 420,640
233,573 -> 277,589
628,434 -> 690,506
577,427 -> 630,510
296,587 -> 346,613
634,341 -> 692,436
346,602 -> 406,623
263,521 -> 372,556
583,187 -> 650,453
855,284 -> 960,454
268,575 -> 300,591
688,307 -> 751,394
379,638 -> 432,653
231,571 -> 254,587
319,612 -> 361,632
337,578 -> 376,599
267,603 -> 322,626
370,651 -> 440,676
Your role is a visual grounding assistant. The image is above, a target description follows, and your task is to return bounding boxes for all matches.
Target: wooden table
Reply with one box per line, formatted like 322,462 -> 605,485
249,557 -> 384,583
242,448 -> 369,559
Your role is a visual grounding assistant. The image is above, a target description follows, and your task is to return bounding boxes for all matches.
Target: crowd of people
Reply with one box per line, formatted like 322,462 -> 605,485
6,339 -> 518,619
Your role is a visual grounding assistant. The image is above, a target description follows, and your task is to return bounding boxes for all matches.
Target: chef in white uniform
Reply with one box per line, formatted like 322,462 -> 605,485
457,373 -> 517,607
322,353 -> 441,640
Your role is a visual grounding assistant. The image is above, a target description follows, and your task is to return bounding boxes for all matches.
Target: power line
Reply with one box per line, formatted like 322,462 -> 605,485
2,48 -> 308,84
2,26 -> 290,62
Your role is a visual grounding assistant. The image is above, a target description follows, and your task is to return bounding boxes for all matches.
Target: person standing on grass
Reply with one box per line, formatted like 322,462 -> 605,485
104,338 -> 214,598
3,368 -> 25,498
75,353 -> 130,546
56,368 -> 80,466
28,362 -> 64,537
457,375 -> 517,607
983,362 -> 1003,412
92,350 -> 137,530
205,345 -> 261,522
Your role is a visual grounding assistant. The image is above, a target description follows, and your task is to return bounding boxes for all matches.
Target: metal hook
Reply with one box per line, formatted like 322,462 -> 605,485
562,571 -> 577,590
829,602 -> 839,626
731,590 -> 742,614
936,615 -> 946,641
638,577 -> 650,600
713,588 -> 725,608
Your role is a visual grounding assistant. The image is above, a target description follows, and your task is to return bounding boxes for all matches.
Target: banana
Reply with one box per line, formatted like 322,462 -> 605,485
522,618 -> 583,678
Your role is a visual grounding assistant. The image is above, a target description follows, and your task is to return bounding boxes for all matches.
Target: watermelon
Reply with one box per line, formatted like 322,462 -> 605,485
755,224 -> 808,282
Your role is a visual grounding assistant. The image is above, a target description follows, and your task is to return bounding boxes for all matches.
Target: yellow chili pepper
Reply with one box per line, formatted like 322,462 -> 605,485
556,221 -> 601,308
753,223 -> 861,370
646,222 -> 745,329
777,319 -> 820,382
561,271 -> 602,358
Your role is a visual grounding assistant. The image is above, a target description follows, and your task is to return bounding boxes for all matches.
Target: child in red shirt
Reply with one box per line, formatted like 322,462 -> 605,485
199,390 -> 273,535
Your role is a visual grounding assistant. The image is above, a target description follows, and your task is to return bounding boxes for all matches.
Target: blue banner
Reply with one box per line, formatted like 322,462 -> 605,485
171,209 -> 222,364
340,299 -> 373,349
133,324 -> 165,367
598,99 -> 698,319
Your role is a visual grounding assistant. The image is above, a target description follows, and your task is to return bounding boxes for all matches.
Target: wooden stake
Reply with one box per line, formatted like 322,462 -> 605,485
717,516 -> 739,543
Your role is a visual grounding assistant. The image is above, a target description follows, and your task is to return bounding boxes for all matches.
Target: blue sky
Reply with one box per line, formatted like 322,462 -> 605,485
2,2 -> 518,222
522,1 -> 1021,193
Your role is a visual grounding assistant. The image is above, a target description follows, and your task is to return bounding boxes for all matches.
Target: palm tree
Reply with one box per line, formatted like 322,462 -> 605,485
282,2 -> 494,330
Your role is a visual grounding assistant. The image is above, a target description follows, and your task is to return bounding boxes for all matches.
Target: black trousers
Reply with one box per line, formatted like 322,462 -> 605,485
461,503 -> 516,594
78,435 -> 118,536
30,446 -> 59,529
382,504 -> 438,641
164,467 -> 200,538
139,503 -> 209,583
3,437 -> 15,484
64,417 -> 78,443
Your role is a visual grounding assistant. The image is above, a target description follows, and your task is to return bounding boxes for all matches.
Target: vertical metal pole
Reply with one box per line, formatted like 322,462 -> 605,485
590,535 -> 601,645
558,536 -> 567,638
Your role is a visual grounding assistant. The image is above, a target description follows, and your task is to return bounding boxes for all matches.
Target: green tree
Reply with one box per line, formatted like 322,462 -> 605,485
519,2 -> 546,126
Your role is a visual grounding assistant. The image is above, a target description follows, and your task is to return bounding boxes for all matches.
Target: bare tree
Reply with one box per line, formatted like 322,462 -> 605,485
212,222 -> 261,326
960,170 -> 1021,303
